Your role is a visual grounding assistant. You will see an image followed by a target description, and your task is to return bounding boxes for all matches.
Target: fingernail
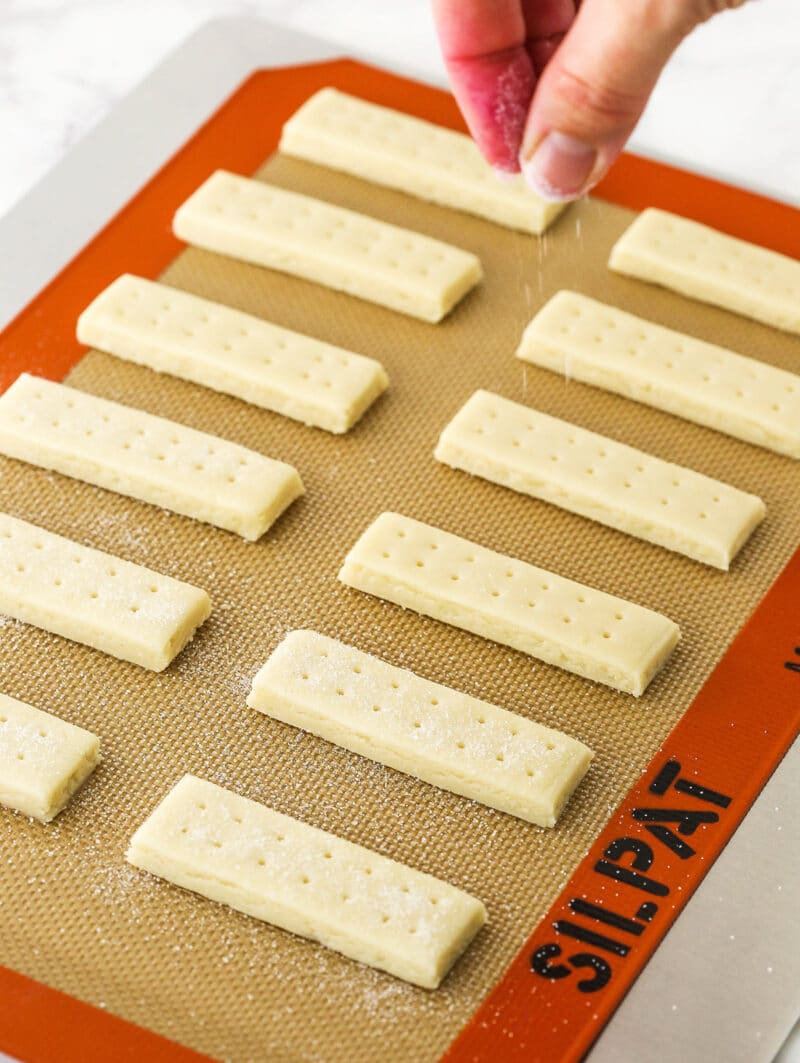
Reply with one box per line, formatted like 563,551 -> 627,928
492,164 -> 520,184
520,132 -> 597,201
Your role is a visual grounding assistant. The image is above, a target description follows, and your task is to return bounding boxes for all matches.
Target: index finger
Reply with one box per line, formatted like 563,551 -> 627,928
432,0 -> 573,172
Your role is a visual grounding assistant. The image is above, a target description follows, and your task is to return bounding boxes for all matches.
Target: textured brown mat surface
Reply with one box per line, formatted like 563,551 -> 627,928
1,153 -> 799,1063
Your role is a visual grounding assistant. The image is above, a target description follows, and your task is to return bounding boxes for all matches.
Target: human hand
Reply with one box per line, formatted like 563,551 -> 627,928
432,0 -> 747,201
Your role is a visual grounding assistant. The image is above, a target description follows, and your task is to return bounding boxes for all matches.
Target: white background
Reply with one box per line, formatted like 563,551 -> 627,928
0,0 -> 799,220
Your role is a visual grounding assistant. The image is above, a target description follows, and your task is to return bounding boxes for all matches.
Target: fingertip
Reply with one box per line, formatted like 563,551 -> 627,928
492,163 -> 521,183
445,50 -> 536,173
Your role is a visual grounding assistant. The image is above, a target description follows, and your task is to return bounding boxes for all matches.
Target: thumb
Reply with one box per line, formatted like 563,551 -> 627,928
519,0 -> 705,200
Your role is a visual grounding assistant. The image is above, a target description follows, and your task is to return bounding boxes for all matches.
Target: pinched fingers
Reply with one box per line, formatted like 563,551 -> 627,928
432,0 -> 574,173
519,0 -> 699,198
434,0 -> 748,201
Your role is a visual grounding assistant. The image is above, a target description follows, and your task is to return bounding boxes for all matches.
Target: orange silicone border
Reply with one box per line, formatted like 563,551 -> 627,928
0,59 -> 798,1063
444,548 -> 800,1062
0,966 -> 212,1062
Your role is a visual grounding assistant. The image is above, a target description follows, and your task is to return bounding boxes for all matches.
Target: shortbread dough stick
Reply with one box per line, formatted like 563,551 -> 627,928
0,512 -> 211,671
435,390 -> 765,569
173,171 -> 482,323
127,775 -> 487,989
517,290 -> 800,459
0,692 -> 100,823
339,512 -> 679,696
0,374 -> 304,541
609,208 -> 800,335
280,87 -> 565,235
248,629 -> 593,828
78,275 -> 388,434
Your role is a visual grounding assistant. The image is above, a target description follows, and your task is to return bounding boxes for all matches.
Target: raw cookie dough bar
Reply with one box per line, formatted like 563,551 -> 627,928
0,513 -> 211,671
339,513 -> 679,696
0,692 -> 99,822
78,275 -> 388,434
517,291 -> 800,459
0,374 -> 304,540
280,87 -> 565,235
127,775 -> 487,989
435,390 -> 766,569
248,629 -> 593,828
173,171 -> 482,323
609,208 -> 800,334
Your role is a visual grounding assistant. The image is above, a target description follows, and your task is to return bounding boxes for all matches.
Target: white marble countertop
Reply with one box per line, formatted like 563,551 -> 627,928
1,0 -> 799,221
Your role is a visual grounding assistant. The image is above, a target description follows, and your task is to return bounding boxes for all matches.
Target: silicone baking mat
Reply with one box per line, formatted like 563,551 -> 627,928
0,61 -> 798,1063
